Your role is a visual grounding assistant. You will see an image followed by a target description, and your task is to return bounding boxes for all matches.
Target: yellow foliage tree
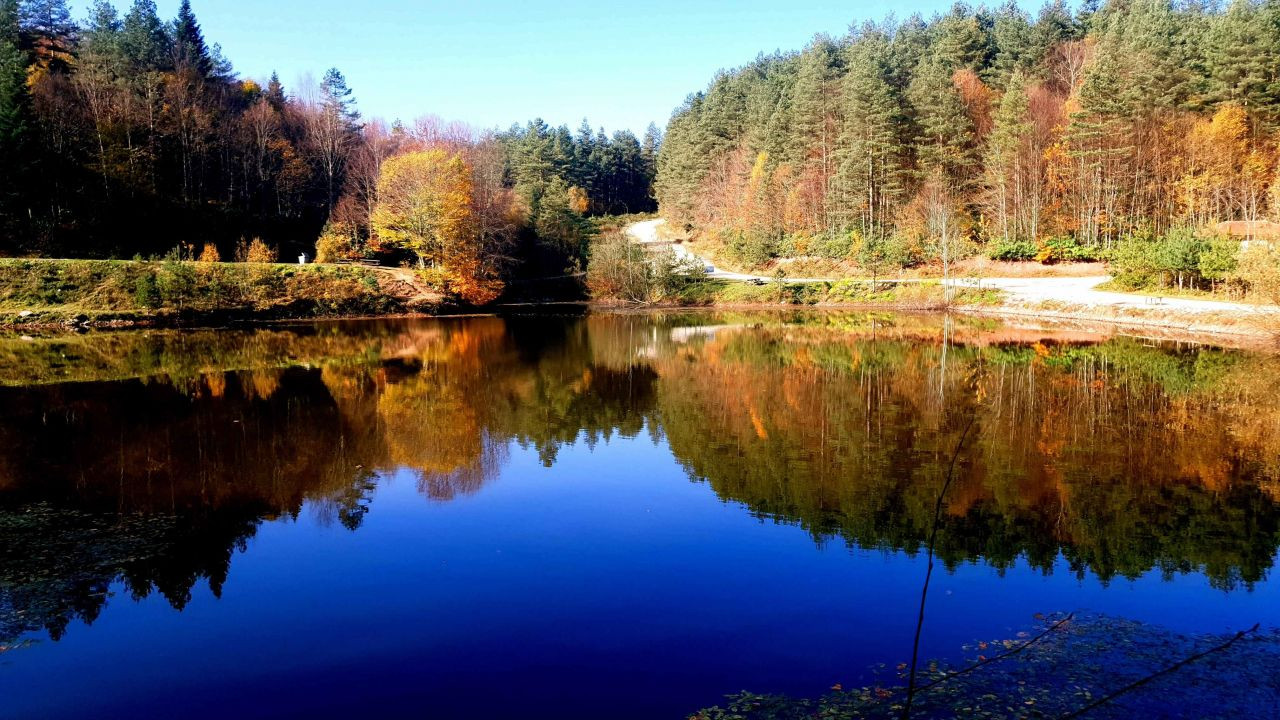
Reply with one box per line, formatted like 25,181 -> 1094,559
371,149 -> 505,304
372,150 -> 474,268
1179,103 -> 1273,225
567,186 -> 590,214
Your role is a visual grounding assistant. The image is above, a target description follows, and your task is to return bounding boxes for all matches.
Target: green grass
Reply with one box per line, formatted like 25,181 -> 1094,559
657,277 -> 1005,308
0,258 -> 418,325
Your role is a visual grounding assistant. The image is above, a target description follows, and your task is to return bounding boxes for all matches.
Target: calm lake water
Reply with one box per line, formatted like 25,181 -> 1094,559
1,312 -> 1278,718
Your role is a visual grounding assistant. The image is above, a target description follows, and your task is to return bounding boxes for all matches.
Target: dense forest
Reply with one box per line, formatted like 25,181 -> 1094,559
0,0 -> 658,298
656,0 -> 1280,280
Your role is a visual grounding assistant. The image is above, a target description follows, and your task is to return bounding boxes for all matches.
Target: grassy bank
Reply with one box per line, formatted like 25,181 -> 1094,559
614,276 -> 1005,309
0,259 -> 436,327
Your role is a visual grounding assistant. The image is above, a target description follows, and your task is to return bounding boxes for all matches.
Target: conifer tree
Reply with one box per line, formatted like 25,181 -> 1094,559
910,56 -> 977,185
0,0 -> 30,241
120,0 -> 168,71
834,39 -> 908,238
983,69 -> 1035,242
172,0 -> 209,76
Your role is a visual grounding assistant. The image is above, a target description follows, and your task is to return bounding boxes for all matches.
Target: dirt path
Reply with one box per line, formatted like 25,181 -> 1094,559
330,264 -> 445,308
625,219 -> 1279,319
949,276 -> 1279,316
626,219 -> 835,283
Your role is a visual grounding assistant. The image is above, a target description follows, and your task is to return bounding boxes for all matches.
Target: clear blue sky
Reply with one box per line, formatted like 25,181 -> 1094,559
80,1 -> 1047,135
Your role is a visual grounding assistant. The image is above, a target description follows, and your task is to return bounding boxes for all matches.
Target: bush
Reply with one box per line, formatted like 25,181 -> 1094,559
133,272 -> 160,308
987,238 -> 1038,261
1112,228 -> 1240,292
1038,235 -> 1102,263
586,231 -> 650,302
812,231 -> 855,260
315,222 -> 362,263
587,231 -> 704,303
722,228 -> 779,267
198,243 -> 221,263
1234,243 -> 1280,303
883,234 -> 926,268
235,237 -> 278,263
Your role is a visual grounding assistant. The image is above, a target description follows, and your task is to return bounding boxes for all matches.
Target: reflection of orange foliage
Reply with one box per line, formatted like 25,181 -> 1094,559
204,372 -> 227,398
749,406 -> 769,440
246,370 -> 281,400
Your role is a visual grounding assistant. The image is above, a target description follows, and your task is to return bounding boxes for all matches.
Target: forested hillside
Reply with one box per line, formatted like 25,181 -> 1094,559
656,0 -> 1280,276
0,0 -> 657,299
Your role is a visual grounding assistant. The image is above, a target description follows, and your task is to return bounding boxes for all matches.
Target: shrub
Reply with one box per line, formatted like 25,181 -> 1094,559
812,231 -> 855,260
587,231 -> 705,303
1037,235 -> 1102,263
722,227 -> 779,267
883,234 -> 926,268
1112,228 -> 1240,292
133,271 -> 160,308
245,238 -> 277,263
315,221 -> 361,263
988,238 -> 1038,262
587,231 -> 651,302
197,243 -> 221,263
1234,243 -> 1280,303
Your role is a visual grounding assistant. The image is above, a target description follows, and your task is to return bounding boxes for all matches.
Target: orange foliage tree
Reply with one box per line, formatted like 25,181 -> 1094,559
370,149 -> 505,304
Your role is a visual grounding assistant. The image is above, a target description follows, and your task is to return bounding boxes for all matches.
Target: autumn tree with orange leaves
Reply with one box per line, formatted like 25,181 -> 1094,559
371,149 -> 506,303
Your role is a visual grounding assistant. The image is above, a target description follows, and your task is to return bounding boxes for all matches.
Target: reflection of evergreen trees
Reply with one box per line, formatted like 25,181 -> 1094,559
656,327 -> 1280,590
1,315 -> 1279,644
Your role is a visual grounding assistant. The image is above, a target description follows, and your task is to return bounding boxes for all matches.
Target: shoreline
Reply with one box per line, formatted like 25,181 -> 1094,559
5,298 -> 1276,350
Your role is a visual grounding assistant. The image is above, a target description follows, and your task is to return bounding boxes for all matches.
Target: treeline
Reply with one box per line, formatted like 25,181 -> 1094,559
0,0 -> 658,301
0,0 -> 358,257
656,0 -> 1280,269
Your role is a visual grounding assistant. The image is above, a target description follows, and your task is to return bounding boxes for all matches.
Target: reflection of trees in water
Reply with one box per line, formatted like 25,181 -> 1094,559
1,315 -> 1279,644
654,327 -> 1280,589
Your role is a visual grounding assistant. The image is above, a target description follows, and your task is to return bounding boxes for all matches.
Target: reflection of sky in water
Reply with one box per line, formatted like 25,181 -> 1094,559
2,314 -> 1279,718
5,429 -> 1277,719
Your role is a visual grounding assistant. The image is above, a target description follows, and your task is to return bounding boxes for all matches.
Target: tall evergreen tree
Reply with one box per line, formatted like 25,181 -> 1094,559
120,0 -> 168,71
1206,0 -> 1280,117
0,0 -> 31,241
834,39 -> 908,238
171,0 -> 210,75
983,68 -> 1034,242
786,37 -> 841,181
910,56 -> 977,184
265,70 -> 285,108
18,0 -> 72,37
988,1 -> 1035,87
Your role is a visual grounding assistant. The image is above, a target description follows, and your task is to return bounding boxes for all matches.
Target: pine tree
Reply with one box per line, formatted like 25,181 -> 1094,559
120,0 -> 169,71
172,0 -> 210,76
983,69 -> 1035,242
932,8 -> 992,72
1206,0 -> 1280,117
313,67 -> 361,210
321,67 -> 360,128
0,0 -> 31,239
18,0 -> 72,38
787,37 -> 841,186
20,0 -> 74,76
1066,47 -> 1134,245
640,122 -> 661,191
910,56 -> 977,185
834,39 -> 908,238
82,1 -> 122,59
265,71 -> 285,109
988,1 -> 1035,87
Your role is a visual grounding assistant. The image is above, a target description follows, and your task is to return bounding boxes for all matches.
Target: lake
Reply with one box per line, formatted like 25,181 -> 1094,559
1,311 -> 1278,718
